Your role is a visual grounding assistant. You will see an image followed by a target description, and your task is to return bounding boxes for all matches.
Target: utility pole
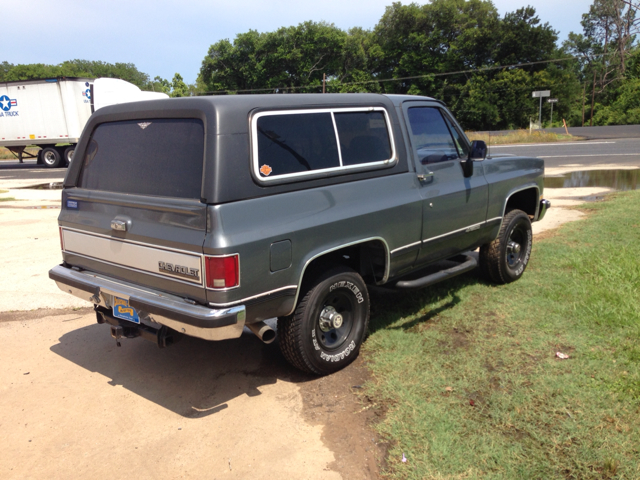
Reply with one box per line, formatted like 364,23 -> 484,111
590,71 -> 596,127
322,73 -> 326,94
581,83 -> 586,127
548,98 -> 558,126
539,95 -> 543,126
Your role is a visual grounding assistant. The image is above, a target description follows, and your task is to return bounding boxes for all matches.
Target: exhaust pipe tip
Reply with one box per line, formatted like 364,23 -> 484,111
247,321 -> 276,344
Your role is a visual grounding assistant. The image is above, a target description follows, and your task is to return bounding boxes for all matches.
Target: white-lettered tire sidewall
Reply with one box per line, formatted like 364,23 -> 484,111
501,212 -> 532,282
300,270 -> 369,375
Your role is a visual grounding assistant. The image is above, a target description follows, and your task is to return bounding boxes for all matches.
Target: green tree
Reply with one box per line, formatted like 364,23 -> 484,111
199,21 -> 376,94
0,61 -> 14,81
149,76 -> 172,94
0,60 -> 153,89
2,63 -> 63,81
564,0 -> 640,124
170,73 -> 190,97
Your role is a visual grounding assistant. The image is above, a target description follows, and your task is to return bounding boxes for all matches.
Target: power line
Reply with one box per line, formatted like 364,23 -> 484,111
199,56 -> 578,95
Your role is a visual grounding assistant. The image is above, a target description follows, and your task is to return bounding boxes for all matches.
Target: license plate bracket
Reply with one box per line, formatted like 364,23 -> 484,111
113,297 -> 140,324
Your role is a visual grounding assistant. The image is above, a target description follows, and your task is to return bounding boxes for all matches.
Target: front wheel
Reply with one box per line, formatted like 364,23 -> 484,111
479,209 -> 533,284
278,266 -> 370,375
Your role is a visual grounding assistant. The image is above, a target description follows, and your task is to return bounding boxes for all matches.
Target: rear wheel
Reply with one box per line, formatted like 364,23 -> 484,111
278,266 -> 370,375
479,209 -> 532,284
63,146 -> 75,166
41,147 -> 62,168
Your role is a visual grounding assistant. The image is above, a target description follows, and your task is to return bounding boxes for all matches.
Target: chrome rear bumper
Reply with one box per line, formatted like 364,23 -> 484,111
49,265 -> 245,341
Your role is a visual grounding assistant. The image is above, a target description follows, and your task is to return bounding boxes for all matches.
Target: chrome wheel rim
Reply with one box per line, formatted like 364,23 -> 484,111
43,151 -> 57,166
316,291 -> 355,350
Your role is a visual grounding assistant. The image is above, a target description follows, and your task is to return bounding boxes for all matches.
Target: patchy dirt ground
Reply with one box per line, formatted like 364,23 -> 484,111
0,180 -> 385,479
0,307 -> 386,479
0,166 -> 631,479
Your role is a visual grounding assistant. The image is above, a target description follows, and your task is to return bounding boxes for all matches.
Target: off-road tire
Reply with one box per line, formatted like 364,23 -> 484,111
278,266 -> 370,375
479,209 -> 532,284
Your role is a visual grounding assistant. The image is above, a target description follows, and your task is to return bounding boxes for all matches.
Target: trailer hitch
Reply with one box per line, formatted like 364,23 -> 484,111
95,306 -> 176,348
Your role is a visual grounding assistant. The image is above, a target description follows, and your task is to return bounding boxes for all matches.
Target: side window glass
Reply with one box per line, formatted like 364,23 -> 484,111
406,107 -> 459,164
334,111 -> 392,166
256,112 -> 339,177
443,114 -> 470,158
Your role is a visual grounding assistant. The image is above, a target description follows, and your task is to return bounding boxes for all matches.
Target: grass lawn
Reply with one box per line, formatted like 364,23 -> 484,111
0,146 -> 39,160
467,130 -> 579,145
364,191 -> 640,479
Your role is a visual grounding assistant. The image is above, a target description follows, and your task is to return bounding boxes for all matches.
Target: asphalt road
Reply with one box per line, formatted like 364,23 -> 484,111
0,159 -> 66,182
491,136 -> 640,170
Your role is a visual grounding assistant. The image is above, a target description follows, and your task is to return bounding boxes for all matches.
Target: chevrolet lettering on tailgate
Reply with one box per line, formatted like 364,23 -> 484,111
158,261 -> 200,280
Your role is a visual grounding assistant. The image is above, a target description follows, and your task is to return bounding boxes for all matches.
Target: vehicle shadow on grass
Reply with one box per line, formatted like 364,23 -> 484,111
50,320 -> 314,418
368,267 -> 481,334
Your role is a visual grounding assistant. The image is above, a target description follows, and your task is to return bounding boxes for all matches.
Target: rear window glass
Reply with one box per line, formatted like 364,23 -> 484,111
256,113 -> 339,177
252,107 -> 395,182
334,112 -> 392,166
79,119 -> 204,199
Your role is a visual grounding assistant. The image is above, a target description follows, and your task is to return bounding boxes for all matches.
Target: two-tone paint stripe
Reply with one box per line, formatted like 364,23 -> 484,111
390,217 -> 502,255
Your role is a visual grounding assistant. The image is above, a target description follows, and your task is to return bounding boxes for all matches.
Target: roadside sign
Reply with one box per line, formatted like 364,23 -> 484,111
532,90 -> 551,98
547,98 -> 558,103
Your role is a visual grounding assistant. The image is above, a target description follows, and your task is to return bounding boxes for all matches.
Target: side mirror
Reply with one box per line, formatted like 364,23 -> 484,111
461,140 -> 487,178
469,140 -> 487,160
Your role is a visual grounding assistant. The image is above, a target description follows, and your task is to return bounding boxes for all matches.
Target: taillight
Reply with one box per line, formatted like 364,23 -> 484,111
205,255 -> 239,289
59,227 -> 65,251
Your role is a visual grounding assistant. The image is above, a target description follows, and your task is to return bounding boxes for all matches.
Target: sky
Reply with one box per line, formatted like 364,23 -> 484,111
4,0 -> 592,84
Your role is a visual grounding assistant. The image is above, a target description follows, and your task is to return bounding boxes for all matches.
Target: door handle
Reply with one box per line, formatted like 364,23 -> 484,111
111,220 -> 127,232
417,171 -> 434,182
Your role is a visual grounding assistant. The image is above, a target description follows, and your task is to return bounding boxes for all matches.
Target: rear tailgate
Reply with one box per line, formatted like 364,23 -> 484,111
58,118 -> 208,303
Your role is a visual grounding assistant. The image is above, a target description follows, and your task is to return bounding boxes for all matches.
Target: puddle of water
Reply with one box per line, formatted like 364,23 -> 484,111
19,182 -> 63,190
545,169 -> 639,191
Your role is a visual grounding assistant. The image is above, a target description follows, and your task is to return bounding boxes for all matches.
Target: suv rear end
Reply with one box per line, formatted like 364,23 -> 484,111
49,99 -> 246,345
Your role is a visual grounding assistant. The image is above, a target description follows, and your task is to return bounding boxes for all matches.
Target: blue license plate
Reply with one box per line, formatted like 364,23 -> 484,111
113,297 -> 140,324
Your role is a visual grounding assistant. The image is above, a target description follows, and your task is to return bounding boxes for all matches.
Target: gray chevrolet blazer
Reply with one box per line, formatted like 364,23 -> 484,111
50,93 -> 549,375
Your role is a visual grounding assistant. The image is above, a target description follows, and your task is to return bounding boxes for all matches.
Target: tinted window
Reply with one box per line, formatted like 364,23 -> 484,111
79,119 -> 204,199
334,111 -> 392,166
256,113 -> 339,177
407,107 -> 459,164
443,114 -> 470,158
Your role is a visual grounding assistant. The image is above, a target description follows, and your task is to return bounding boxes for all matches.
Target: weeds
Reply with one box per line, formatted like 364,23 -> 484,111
467,130 -> 580,145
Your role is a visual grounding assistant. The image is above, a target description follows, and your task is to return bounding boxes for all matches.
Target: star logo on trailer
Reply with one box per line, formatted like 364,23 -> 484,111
82,82 -> 91,100
0,95 -> 17,111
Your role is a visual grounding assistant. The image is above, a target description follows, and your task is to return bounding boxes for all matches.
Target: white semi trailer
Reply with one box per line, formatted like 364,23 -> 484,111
0,77 -> 168,168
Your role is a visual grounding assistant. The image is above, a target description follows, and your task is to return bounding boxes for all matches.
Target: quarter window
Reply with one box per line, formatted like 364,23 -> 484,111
333,111 -> 392,166
252,108 -> 395,182
443,114 -> 470,158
